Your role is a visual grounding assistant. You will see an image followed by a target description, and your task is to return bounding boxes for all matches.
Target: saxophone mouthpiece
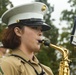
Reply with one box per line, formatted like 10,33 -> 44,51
39,36 -> 50,46
38,36 -> 45,43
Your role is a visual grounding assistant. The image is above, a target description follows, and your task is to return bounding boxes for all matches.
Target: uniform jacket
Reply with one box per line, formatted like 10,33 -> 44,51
0,49 -> 54,75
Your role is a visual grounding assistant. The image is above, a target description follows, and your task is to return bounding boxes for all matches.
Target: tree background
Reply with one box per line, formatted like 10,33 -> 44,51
0,0 -> 13,41
0,0 -> 76,75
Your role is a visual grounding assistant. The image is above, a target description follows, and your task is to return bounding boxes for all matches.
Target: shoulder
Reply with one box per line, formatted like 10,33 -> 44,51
40,64 -> 51,69
0,56 -> 22,75
0,56 -> 21,67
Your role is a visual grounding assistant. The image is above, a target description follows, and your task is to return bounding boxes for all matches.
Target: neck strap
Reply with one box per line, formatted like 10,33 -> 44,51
10,54 -> 45,75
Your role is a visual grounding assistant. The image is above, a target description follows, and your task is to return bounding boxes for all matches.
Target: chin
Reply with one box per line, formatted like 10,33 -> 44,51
33,47 -> 40,52
32,45 -> 41,52
34,49 -> 40,53
36,47 -> 41,52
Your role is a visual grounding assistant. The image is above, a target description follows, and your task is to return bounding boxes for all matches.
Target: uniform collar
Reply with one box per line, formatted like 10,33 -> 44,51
11,49 -> 39,64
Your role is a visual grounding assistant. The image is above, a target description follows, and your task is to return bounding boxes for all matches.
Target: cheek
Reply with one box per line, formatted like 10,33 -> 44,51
25,31 -> 35,39
21,29 -> 36,44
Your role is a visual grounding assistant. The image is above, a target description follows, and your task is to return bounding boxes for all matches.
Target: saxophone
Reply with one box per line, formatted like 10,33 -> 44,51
39,37 -> 71,75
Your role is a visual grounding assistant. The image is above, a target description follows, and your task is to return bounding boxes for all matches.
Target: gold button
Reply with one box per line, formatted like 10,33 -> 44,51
16,20 -> 19,23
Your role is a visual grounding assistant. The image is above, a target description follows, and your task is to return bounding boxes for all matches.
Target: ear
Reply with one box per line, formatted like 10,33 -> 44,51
14,27 -> 22,37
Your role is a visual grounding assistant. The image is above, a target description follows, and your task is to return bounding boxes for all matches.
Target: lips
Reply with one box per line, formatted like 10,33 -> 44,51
38,40 -> 42,43
37,36 -> 45,43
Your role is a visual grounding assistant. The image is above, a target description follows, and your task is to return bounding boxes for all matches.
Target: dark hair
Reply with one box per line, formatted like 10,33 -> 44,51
2,24 -> 24,50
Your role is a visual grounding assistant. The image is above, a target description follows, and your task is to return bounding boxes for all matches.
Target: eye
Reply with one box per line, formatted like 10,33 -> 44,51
30,26 -> 42,31
31,27 -> 38,29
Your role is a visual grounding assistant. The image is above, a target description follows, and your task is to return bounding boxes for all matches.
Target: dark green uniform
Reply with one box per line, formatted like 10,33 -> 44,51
0,49 -> 53,75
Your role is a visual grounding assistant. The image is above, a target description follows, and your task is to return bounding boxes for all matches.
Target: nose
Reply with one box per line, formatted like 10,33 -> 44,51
37,26 -> 43,36
38,30 -> 43,36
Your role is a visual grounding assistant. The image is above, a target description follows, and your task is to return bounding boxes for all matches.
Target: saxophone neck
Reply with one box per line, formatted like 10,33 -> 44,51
49,43 -> 69,60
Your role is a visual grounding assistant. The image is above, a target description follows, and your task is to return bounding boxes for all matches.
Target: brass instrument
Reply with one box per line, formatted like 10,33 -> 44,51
39,37 -> 70,75
49,43 -> 70,75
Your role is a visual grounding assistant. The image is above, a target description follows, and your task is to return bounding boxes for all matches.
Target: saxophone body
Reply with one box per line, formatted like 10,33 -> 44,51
40,39 -> 70,75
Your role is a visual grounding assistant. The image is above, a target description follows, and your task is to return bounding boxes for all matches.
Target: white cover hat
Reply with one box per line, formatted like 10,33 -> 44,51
1,2 -> 50,31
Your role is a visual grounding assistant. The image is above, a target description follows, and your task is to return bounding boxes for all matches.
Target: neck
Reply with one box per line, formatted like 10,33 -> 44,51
18,45 -> 34,60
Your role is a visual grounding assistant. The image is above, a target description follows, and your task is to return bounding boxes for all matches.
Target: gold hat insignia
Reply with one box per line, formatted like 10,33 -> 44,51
41,5 -> 46,11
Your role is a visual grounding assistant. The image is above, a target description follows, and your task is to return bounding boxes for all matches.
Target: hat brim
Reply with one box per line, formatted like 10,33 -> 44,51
21,22 -> 51,31
9,22 -> 51,31
9,18 -> 51,31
